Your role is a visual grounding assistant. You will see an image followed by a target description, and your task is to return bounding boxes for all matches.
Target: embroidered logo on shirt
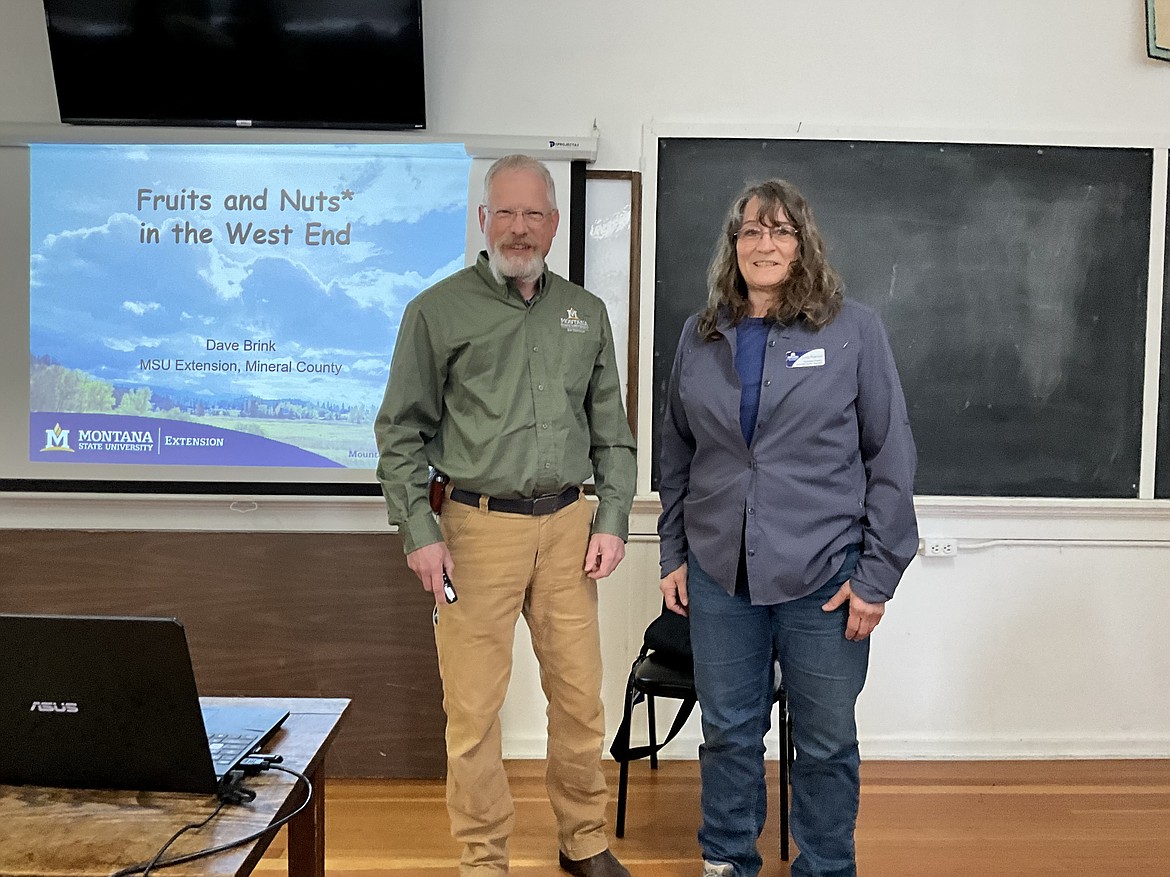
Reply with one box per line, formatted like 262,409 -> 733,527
560,307 -> 589,333
785,348 -> 826,368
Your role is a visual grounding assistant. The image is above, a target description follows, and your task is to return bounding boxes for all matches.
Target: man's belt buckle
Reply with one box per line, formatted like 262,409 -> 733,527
530,493 -> 563,516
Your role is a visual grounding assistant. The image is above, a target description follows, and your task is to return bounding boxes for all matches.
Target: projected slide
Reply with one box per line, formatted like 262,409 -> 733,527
29,141 -> 470,470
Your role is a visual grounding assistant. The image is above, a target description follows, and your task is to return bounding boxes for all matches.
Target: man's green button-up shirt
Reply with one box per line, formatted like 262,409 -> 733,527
374,252 -> 637,553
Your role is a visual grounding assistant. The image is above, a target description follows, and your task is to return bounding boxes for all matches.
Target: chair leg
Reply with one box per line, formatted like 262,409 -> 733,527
779,692 -> 791,861
616,755 -> 630,839
614,682 -> 639,839
646,693 -> 658,770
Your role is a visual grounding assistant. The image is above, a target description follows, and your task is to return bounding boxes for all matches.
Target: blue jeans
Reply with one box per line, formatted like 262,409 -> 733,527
687,548 -> 867,877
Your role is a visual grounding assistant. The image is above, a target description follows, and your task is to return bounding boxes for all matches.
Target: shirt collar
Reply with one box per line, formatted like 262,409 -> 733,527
714,305 -> 793,337
474,251 -> 549,305
714,306 -> 738,335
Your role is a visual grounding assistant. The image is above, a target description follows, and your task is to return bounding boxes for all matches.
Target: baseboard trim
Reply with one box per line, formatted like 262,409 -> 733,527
503,733 -> 1170,760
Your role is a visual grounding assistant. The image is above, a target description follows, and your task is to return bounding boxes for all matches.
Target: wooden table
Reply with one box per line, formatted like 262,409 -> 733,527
0,697 -> 349,877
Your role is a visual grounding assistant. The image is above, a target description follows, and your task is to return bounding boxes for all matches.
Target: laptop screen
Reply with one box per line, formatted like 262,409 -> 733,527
0,614 -> 285,794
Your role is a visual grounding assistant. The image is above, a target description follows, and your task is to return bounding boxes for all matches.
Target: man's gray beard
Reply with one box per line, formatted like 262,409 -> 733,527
487,246 -> 544,286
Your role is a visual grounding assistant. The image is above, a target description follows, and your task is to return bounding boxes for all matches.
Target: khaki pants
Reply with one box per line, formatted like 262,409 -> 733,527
435,493 -> 610,876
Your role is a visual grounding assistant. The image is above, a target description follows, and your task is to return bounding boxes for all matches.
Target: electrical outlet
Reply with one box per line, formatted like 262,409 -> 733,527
923,538 -> 958,557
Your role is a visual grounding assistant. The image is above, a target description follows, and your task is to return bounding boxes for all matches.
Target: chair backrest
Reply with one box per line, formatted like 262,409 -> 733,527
640,604 -> 691,671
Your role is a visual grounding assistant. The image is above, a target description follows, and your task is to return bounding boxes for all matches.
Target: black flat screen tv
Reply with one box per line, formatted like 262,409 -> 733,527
41,0 -> 426,130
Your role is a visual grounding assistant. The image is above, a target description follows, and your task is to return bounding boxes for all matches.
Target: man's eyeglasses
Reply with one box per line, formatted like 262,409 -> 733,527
734,224 -> 799,244
485,208 -> 554,226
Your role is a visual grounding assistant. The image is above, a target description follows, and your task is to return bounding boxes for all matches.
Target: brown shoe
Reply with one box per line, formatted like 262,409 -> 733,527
558,849 -> 630,877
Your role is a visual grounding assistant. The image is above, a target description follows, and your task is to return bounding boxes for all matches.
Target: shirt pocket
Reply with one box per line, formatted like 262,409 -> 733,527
774,338 -> 859,417
556,327 -> 603,398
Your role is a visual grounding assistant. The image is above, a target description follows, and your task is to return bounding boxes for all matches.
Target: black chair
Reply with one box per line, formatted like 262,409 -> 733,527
610,641 -> 793,861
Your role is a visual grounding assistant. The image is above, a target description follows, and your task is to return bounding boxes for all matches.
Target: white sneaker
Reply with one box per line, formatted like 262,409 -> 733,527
702,862 -> 734,877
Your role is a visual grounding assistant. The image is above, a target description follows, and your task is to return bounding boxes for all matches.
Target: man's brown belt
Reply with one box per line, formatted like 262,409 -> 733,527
449,485 -> 580,516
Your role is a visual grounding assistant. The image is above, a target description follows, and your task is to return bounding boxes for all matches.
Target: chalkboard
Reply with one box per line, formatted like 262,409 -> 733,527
652,138 -> 1152,497
1158,164 -> 1170,499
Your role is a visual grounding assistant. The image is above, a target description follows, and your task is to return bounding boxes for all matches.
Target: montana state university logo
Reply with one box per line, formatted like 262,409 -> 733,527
560,307 -> 589,334
41,423 -> 73,453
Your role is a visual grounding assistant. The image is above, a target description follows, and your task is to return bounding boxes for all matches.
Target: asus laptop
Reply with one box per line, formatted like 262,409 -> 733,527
0,613 -> 288,796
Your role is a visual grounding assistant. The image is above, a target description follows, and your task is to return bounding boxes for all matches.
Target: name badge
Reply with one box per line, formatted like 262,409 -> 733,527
785,348 -> 826,368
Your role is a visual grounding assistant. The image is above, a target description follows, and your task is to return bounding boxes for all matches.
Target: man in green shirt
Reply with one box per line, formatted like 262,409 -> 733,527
374,155 -> 637,877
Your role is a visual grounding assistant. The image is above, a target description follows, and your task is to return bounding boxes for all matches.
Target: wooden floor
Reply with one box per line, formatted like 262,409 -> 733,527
255,759 -> 1170,876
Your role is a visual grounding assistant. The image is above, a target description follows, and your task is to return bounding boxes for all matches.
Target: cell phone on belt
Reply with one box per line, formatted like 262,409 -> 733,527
442,570 -> 458,604
429,470 -> 450,515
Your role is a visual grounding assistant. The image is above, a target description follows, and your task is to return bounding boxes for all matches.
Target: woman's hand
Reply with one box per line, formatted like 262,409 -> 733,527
660,563 -> 689,616
821,580 -> 885,641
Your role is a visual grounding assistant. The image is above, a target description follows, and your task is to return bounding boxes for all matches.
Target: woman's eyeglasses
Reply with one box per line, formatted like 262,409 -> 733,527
734,224 -> 799,244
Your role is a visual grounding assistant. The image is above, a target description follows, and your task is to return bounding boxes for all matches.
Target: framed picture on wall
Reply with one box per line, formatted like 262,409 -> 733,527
1147,0 -> 1170,60
584,170 -> 642,439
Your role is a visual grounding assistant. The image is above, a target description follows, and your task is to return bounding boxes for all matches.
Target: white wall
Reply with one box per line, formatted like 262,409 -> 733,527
3,0 -> 1170,759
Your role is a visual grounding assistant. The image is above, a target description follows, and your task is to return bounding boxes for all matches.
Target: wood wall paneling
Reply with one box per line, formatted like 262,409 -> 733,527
0,529 -> 445,778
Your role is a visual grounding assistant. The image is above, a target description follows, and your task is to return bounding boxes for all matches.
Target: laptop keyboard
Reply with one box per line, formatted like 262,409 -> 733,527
207,732 -> 257,772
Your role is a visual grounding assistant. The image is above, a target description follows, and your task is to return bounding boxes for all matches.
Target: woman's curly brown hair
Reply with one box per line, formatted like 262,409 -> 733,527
698,179 -> 843,340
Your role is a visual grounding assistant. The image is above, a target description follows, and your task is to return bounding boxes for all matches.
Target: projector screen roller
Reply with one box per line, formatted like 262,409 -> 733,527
6,140 -> 474,493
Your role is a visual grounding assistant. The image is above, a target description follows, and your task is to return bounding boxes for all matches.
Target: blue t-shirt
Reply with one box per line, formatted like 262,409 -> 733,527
735,317 -> 770,445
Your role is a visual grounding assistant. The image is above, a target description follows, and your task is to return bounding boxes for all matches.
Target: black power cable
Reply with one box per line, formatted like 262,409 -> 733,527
109,761 -> 313,877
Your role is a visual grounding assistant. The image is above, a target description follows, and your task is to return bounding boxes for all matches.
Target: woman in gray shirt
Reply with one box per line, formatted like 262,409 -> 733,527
658,179 -> 918,877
